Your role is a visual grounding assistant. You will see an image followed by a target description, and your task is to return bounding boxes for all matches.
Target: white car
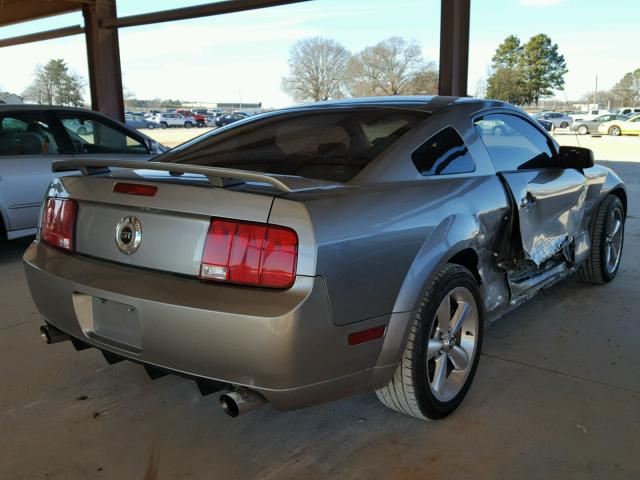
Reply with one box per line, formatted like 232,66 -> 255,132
597,114 -> 640,136
570,109 -> 612,122
612,107 -> 640,116
152,113 -> 194,129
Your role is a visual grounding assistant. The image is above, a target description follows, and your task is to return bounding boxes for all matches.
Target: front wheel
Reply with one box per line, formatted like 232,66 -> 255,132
376,263 -> 483,420
608,126 -> 621,136
578,194 -> 625,284
577,125 -> 588,135
560,121 -> 569,128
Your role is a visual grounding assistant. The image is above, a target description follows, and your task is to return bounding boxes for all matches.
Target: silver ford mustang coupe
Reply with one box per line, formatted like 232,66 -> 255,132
24,96 -> 626,420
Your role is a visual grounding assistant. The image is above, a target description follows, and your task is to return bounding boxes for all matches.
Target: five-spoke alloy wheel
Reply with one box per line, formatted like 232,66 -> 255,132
376,263 -> 483,420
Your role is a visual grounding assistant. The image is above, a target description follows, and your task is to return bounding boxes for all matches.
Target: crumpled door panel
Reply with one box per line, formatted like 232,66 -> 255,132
501,168 -> 587,266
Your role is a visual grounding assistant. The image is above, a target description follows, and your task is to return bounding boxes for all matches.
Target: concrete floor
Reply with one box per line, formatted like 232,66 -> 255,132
1,161 -> 639,480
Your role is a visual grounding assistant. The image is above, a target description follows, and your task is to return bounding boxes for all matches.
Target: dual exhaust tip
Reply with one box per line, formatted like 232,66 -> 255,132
40,324 -> 265,418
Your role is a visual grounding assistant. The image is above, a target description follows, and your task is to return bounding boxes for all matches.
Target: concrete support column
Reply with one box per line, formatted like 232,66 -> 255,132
438,0 -> 471,97
82,0 -> 124,121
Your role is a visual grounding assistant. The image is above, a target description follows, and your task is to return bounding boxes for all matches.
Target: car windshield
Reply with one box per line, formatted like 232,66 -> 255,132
157,107 -> 430,182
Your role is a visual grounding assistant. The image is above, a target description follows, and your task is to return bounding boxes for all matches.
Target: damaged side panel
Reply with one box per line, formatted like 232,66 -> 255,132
500,168 -> 588,266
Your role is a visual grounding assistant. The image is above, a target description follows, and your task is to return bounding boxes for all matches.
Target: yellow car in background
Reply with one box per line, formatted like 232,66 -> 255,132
598,114 -> 640,136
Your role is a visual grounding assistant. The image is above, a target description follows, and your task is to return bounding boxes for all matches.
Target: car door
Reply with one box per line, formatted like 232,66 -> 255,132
56,111 -> 153,162
474,113 -> 588,266
0,110 -> 76,237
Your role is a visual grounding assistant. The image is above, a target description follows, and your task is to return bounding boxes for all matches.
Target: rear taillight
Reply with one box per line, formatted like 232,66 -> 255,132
200,218 -> 298,288
41,198 -> 77,252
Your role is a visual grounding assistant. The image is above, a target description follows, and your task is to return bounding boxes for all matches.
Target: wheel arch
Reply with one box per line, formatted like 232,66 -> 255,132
377,216 -> 486,369
609,187 -> 627,215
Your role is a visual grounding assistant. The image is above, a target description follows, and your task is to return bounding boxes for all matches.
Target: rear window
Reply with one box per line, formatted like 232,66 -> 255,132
158,108 -> 429,182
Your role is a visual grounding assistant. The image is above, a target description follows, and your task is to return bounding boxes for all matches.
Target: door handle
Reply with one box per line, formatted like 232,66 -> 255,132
520,192 -> 537,210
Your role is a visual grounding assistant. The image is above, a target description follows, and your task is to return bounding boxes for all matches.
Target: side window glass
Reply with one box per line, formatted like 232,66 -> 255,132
0,114 -> 61,156
411,127 -> 475,176
474,114 -> 556,171
61,115 -> 149,154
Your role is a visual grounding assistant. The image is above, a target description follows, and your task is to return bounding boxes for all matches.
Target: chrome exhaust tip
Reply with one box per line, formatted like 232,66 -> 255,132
220,388 -> 266,417
40,324 -> 69,344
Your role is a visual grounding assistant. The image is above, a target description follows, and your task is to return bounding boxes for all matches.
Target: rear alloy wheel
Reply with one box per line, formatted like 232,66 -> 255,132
376,264 -> 483,420
577,125 -> 589,135
560,121 -> 569,128
608,125 -> 621,136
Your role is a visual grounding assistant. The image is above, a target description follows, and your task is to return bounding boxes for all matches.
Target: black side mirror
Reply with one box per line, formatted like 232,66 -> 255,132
558,146 -> 594,169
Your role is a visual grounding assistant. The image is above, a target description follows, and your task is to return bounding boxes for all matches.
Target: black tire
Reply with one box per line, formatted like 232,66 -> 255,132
184,121 -> 193,129
608,125 -> 621,136
161,122 -> 168,129
376,263 -> 483,420
560,121 -> 569,128
578,194 -> 625,284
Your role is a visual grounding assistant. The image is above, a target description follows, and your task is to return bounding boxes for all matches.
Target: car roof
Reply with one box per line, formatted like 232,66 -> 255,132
277,96 -> 512,114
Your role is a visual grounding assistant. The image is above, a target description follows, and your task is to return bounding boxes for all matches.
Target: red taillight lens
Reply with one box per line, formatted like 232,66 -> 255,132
113,182 -> 157,196
200,219 -> 298,288
41,198 -> 77,252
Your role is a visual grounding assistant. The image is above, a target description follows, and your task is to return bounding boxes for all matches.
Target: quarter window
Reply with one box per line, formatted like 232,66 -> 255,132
474,114 -> 556,171
0,114 -> 61,156
411,127 -> 475,176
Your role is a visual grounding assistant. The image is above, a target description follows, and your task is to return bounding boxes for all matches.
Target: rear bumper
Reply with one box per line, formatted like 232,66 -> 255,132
23,242 -> 398,410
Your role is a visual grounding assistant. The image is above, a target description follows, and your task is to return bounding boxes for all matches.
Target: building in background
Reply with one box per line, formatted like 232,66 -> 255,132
0,92 -> 23,104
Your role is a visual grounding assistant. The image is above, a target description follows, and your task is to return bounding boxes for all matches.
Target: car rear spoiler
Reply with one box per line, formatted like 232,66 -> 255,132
52,159 -> 341,194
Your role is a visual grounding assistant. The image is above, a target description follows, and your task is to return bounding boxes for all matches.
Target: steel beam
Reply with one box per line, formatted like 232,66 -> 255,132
82,1 -> 124,121
0,0 -> 81,28
101,0 -> 311,29
438,0 -> 470,97
0,25 -> 84,49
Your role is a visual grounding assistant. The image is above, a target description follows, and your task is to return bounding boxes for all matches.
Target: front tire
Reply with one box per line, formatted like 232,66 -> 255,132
578,195 -> 625,284
376,264 -> 483,420
560,121 -> 569,128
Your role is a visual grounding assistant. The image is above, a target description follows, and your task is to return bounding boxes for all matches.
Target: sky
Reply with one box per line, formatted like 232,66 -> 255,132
0,0 -> 638,108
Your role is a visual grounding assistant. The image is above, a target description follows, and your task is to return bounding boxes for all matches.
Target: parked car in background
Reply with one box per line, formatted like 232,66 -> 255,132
26,97 -> 626,421
533,117 -> 553,132
598,114 -> 640,136
152,112 -> 194,128
215,112 -> 249,127
0,105 -> 166,239
533,111 -> 573,128
612,107 -> 640,116
570,109 -> 611,122
176,109 -> 207,128
125,114 -> 161,130
63,118 -> 94,136
571,114 -> 629,135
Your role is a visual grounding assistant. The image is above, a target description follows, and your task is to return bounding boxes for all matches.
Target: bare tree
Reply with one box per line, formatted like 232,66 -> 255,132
347,37 -> 435,96
281,37 -> 351,102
